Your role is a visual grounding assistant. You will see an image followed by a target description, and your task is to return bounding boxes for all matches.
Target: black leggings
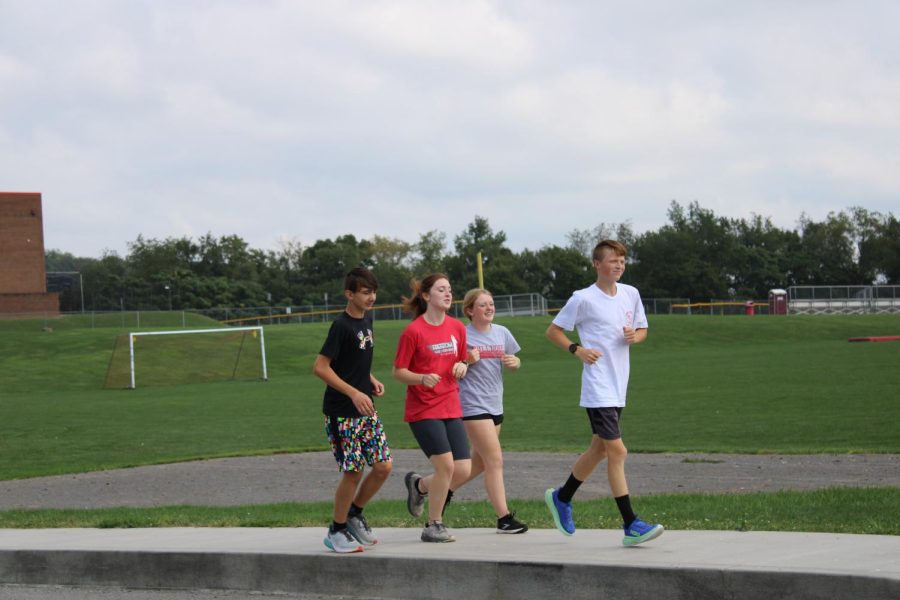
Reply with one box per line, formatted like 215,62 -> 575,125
409,418 -> 471,459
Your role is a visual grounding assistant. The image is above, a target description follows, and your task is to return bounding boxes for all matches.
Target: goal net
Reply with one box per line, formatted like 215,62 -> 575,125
104,326 -> 268,389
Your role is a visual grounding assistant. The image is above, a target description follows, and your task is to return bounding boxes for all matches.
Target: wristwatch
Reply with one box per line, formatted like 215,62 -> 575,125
568,342 -> 580,354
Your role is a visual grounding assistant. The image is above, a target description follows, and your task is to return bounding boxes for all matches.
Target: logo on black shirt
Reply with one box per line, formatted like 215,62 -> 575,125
357,329 -> 374,350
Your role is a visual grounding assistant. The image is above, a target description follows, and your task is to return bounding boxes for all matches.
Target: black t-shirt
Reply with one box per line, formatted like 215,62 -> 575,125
319,312 -> 375,417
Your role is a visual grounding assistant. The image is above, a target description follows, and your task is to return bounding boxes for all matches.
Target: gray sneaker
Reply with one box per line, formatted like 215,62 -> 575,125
421,521 -> 455,543
346,513 -> 377,546
323,527 -> 364,553
404,471 -> 426,517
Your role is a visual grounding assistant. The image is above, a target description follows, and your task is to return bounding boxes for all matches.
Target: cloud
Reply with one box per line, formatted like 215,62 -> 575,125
1,1 -> 899,258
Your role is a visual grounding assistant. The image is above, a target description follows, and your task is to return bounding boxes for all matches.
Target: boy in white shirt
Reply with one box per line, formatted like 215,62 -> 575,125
544,240 -> 664,546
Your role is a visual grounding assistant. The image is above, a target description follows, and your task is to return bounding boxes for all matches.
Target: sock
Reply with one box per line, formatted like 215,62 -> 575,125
416,479 -> 428,496
557,474 -> 583,503
348,503 -> 363,517
330,520 -> 347,533
441,489 -> 454,516
498,513 -> 512,524
615,495 -> 637,527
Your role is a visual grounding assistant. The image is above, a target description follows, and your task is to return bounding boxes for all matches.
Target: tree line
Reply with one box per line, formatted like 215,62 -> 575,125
45,202 -> 899,312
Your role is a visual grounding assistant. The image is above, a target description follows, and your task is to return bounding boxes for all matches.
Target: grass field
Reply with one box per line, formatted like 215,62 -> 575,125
1,312 -> 898,533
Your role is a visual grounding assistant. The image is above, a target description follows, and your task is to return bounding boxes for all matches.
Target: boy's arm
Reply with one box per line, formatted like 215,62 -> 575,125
370,373 -> 385,397
623,327 -> 648,345
546,323 -> 601,365
313,354 -> 375,416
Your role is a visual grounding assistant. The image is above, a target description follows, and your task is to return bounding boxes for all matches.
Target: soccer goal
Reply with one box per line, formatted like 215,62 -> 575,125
104,326 -> 268,389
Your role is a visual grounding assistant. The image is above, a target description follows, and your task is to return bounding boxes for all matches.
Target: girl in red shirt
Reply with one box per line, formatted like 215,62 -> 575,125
392,273 -> 470,543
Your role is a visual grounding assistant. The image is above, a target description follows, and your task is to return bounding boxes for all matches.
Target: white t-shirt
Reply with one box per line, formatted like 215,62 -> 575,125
458,323 -> 520,417
552,282 -> 648,408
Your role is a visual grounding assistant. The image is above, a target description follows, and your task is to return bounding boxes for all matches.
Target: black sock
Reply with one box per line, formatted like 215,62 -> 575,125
416,479 -> 428,496
558,474 -> 583,503
441,489 -> 454,516
348,503 -> 363,517
615,495 -> 636,527
330,520 -> 347,533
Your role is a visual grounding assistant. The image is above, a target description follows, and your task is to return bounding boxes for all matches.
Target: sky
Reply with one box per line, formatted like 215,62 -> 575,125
2,1 -> 899,259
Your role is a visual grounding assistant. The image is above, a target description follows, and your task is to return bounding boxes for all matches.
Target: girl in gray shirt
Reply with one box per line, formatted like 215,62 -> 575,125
453,288 -> 528,534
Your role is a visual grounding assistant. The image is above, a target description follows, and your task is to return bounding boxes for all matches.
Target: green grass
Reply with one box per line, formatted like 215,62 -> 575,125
1,488 -> 896,535
1,312 -> 898,534
1,313 -> 899,481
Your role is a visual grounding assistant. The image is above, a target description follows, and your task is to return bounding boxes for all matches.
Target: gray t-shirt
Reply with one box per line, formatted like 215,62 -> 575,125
458,323 -> 521,417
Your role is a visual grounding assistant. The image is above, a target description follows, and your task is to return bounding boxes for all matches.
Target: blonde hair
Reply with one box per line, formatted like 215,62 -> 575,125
462,288 -> 491,320
402,273 -> 449,318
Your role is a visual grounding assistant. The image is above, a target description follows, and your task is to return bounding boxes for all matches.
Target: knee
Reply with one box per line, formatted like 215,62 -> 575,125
343,470 -> 364,484
607,442 -> 628,462
372,460 -> 392,479
483,453 -> 504,472
432,455 -> 455,477
586,442 -> 607,461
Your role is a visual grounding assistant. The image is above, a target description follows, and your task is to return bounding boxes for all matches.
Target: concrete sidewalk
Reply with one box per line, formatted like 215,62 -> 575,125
1,528 -> 898,599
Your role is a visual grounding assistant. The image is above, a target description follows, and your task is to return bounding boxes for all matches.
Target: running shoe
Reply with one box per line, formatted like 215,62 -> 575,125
346,513 -> 377,546
421,521 -> 455,543
323,527 -> 364,553
622,517 -> 664,546
544,487 -> 575,536
404,471 -> 426,517
497,512 -> 529,534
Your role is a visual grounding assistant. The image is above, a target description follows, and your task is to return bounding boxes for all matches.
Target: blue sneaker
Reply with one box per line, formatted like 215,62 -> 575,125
623,517 -> 664,546
544,487 -> 575,536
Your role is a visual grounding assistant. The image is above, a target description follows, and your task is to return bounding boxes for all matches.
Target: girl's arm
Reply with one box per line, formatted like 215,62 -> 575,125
392,366 -> 441,389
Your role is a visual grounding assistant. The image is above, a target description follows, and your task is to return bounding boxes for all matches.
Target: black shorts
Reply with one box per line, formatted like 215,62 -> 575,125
586,407 -> 624,440
462,413 -> 504,426
408,418 -> 471,459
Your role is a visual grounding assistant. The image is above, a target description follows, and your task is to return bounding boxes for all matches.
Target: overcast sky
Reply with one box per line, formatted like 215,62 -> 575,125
2,1 -> 898,259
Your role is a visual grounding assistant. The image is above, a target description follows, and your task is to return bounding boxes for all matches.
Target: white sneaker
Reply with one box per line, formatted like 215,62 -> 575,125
324,527 -> 364,553
347,513 -> 377,546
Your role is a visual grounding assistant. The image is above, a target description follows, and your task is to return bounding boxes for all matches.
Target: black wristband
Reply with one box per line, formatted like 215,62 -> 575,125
568,342 -> 580,354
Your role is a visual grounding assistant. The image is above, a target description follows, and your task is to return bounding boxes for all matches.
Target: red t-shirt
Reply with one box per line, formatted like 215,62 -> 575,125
394,315 -> 468,422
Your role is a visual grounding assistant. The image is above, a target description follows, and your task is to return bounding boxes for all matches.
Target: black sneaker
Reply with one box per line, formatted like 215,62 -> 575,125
497,512 -> 529,534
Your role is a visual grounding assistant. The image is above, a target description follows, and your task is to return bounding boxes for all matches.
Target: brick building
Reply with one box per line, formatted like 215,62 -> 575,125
0,192 -> 59,315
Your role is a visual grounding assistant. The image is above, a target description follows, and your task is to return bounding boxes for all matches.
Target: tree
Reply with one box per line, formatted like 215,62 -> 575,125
297,234 -> 371,305
444,216 -> 524,294
566,222 -> 636,260
850,208 -> 900,284
730,214 -> 797,297
368,235 -> 414,302
629,201 -> 738,299
518,246 -> 591,301
412,229 -> 447,275
788,212 -> 861,285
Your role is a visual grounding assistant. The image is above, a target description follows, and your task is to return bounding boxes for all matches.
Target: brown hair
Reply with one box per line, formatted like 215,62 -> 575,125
402,273 -> 450,318
344,267 -> 378,292
592,239 -> 627,262
462,288 -> 491,320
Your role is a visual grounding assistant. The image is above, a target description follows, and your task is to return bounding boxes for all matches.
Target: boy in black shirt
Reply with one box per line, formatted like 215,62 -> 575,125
313,268 -> 392,553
